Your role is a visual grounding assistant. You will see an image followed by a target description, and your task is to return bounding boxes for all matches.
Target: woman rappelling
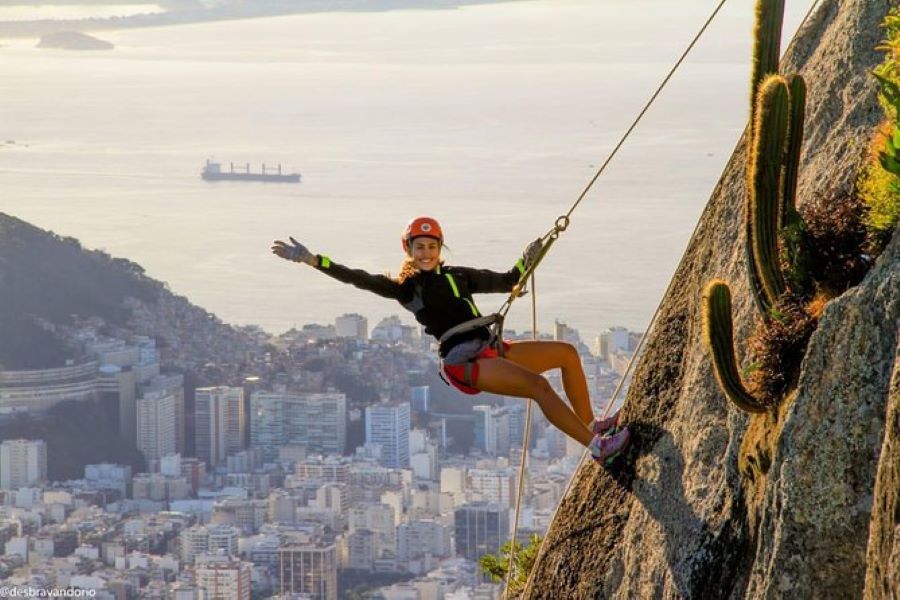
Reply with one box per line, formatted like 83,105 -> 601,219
272,216 -> 630,464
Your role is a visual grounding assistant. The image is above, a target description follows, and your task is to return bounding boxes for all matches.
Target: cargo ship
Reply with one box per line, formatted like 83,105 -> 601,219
201,160 -> 301,183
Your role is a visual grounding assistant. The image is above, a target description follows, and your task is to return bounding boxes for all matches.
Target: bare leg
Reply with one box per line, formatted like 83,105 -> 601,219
475,356 -> 593,447
504,341 -> 594,426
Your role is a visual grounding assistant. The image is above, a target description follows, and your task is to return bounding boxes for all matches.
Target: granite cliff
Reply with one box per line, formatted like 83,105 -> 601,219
521,0 -> 899,597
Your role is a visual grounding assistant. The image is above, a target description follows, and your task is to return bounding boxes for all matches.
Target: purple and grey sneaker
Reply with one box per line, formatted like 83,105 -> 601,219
592,412 -> 620,436
589,427 -> 631,466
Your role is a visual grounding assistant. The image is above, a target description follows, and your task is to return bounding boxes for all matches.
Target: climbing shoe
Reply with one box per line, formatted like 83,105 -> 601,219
589,427 -> 631,466
592,412 -> 620,436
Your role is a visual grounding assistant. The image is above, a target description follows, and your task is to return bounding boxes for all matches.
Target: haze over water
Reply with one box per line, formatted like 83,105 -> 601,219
0,0 -> 812,343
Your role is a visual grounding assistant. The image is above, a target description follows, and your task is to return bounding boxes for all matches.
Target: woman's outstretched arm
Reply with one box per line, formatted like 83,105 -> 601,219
272,237 -> 403,300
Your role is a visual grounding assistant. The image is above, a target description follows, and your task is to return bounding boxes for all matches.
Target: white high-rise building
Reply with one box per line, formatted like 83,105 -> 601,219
195,387 -> 245,467
409,430 -> 438,481
195,556 -> 252,600
371,315 -> 404,342
208,524 -> 240,556
141,373 -> 185,452
136,391 -> 176,462
505,403 -> 527,447
473,405 -> 496,455
365,401 -> 410,469
346,530 -> 376,571
250,392 -> 346,461
250,392 -> 291,462
596,326 -> 630,362
278,537 -> 338,600
180,524 -> 240,564
305,393 -> 347,456
554,320 -> 580,346
0,439 -> 47,490
180,525 -> 210,564
397,520 -> 452,562
348,503 -> 395,557
492,407 -> 511,456
472,405 -> 512,456
469,468 -> 517,508
440,467 -> 466,495
410,386 -> 430,412
335,313 -> 368,340
160,453 -> 182,477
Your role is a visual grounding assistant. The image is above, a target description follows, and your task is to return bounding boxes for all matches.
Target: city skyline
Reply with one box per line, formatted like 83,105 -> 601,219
0,311 -> 640,597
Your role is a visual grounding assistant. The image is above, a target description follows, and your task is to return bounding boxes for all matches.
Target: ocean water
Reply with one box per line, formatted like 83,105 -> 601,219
0,0 -> 812,344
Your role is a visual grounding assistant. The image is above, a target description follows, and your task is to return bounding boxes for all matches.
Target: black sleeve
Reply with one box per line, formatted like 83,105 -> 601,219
454,259 -> 525,294
313,255 -> 404,300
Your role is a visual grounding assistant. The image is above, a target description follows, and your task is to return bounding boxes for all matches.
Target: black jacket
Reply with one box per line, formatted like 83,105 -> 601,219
314,255 -> 524,357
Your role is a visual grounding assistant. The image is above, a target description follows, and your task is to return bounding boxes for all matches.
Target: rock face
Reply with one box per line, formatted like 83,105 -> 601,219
520,0 -> 899,598
746,233 -> 899,598
865,352 -> 900,599
37,31 -> 113,51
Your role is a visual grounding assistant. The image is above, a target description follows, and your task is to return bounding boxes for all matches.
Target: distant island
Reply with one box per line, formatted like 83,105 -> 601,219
37,31 -> 113,50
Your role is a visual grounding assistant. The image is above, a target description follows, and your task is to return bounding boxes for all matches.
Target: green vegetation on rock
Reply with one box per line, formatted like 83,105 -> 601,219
859,9 -> 900,247
480,534 -> 542,596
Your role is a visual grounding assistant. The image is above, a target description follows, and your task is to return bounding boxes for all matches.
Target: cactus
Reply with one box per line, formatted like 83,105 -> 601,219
782,74 -> 807,227
702,280 -> 767,414
703,1 -> 812,418
744,217 -> 768,316
745,0 -> 787,315
748,74 -> 790,313
750,0 -> 786,120
779,75 -> 814,295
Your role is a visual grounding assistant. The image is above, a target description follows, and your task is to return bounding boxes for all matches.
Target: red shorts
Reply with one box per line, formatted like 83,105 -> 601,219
441,340 -> 511,395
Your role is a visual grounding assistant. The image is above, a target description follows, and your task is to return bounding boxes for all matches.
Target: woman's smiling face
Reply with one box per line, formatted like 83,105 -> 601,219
410,236 -> 441,271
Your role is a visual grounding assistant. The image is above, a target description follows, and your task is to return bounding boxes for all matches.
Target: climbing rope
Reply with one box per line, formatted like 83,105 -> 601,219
504,272 -> 538,589
515,0 -> 825,595
484,0 -> 733,356
495,0 -> 734,587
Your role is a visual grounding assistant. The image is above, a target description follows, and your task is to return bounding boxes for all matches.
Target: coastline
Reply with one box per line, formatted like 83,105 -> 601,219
0,0 -> 528,38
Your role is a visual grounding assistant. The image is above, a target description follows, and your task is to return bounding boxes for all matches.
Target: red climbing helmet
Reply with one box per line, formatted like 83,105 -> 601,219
401,216 -> 443,254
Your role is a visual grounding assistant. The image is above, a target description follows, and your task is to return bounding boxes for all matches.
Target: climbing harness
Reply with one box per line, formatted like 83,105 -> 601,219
438,314 -> 500,346
439,214 -> 570,363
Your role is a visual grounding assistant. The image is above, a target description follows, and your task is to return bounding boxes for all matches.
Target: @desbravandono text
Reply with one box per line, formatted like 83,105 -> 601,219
0,589 -> 97,598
